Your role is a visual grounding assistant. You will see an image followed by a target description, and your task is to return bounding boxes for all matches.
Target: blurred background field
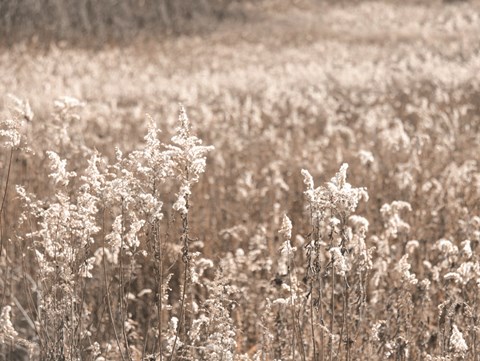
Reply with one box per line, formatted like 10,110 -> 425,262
1,0 -> 480,360
3,0 -> 455,46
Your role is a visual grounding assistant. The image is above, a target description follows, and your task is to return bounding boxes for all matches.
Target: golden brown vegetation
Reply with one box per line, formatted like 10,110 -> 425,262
1,1 -> 480,360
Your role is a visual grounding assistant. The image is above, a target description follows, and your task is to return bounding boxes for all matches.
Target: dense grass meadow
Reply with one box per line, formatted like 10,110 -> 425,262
1,0 -> 480,360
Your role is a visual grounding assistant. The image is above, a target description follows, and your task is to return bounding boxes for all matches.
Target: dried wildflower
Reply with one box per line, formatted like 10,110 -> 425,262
444,261 -> 480,285
444,272 -> 463,284
371,320 -> 387,343
7,94 -> 34,122
350,215 -> 369,233
327,163 -> 369,214
380,201 -> 412,239
167,106 -> 214,216
126,219 -> 144,250
280,240 -> 296,257
278,238 -> 296,276
276,215 -> 295,276
106,215 -> 123,264
301,169 -> 314,191
329,216 -> 341,228
396,254 -> 418,285
172,185 -> 190,215
0,306 -> 18,342
330,246 -> 349,276
461,240 -> 472,259
165,316 -> 181,354
406,240 -> 420,254
0,117 -> 22,148
170,106 -> 214,183
53,96 -> 85,112
279,214 -> 292,240
0,94 -> 33,149
47,151 -> 77,186
450,324 -> 468,357
191,256 -> 214,284
194,270 -> 238,361
436,239 -> 459,256
302,163 -> 368,221
79,257 -> 96,278
358,149 -> 374,166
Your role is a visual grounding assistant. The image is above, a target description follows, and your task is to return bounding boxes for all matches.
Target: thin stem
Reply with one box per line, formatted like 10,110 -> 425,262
155,222 -> 164,361
330,265 -> 335,361
471,289 -> 477,361
120,201 -> 132,360
308,206 -> 320,361
281,231 -> 306,361
0,147 -> 14,257
153,178 -> 165,361
168,239 -> 188,361
345,279 -> 351,361
287,250 -> 296,360
288,256 -> 306,361
101,207 -> 126,361
142,314 -> 150,360
310,288 -> 317,361
319,275 -> 325,361
168,200 -> 190,361
77,256 -> 89,359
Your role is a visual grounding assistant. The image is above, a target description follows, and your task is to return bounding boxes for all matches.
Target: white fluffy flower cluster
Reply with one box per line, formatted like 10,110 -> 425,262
173,185 -> 191,215
329,246 -> 349,277
395,254 -> 418,285
302,164 -> 372,279
168,106 -> 214,216
279,214 -> 293,241
444,261 -> 480,286
450,324 -> 468,357
278,215 -> 297,275
302,163 -> 368,221
0,306 -> 18,343
380,201 -> 412,239
0,94 -> 33,149
47,151 -> 77,186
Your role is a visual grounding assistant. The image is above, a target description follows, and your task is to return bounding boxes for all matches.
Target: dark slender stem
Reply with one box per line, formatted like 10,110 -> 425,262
156,222 -> 164,361
0,147 -> 14,257
120,201 -> 132,360
168,199 -> 190,361
102,207 -> 126,361
330,264 -> 335,361
310,288 -> 317,361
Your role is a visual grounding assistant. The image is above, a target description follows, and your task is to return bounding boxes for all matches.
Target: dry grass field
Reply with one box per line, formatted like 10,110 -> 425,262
1,0 -> 480,360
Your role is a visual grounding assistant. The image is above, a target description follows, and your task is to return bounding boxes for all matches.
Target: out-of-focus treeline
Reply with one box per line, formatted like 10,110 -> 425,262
1,0 -> 471,47
0,0 -> 252,46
